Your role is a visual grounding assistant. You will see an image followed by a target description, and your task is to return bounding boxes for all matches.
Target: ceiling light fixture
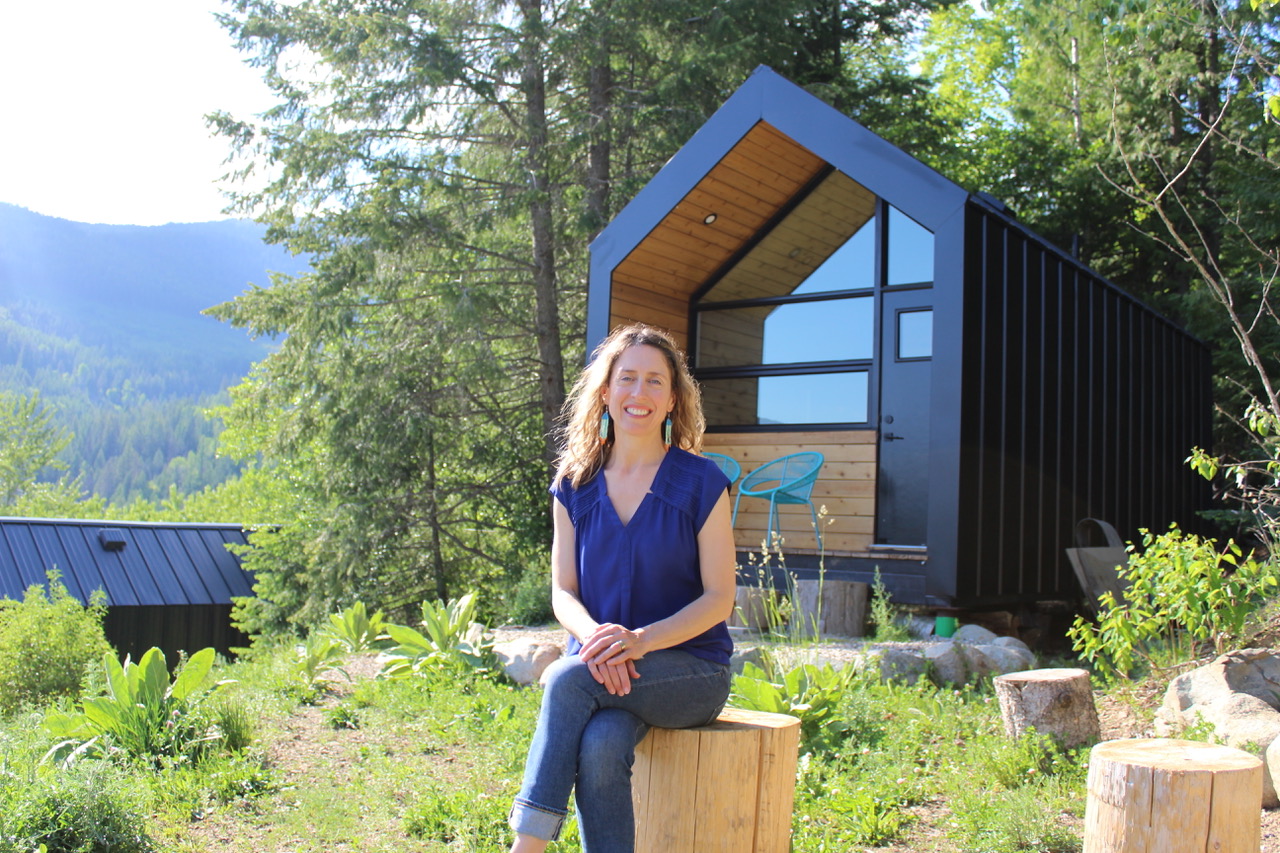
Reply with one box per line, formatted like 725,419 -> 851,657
703,213 -> 718,225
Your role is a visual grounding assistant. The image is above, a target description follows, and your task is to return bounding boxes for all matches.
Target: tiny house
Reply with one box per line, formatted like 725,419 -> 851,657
588,67 -> 1211,609
0,517 -> 254,659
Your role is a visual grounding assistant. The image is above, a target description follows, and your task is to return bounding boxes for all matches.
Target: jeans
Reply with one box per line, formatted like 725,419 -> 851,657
509,649 -> 731,852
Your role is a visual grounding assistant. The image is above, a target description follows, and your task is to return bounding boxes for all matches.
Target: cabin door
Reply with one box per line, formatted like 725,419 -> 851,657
876,288 -> 933,546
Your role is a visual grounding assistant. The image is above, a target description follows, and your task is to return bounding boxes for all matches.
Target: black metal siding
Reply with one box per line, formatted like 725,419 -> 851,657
956,205 -> 1212,605
0,518 -> 254,658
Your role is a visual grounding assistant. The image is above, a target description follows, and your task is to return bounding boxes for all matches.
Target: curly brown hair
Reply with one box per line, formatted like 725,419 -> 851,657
555,324 -> 706,487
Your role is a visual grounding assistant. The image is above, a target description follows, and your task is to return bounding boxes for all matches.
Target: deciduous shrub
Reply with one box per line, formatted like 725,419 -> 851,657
0,756 -> 154,853
0,574 -> 113,715
1068,524 -> 1280,680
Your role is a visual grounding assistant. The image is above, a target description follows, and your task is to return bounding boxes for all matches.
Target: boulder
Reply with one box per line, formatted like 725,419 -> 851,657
952,623 -> 999,645
924,642 -> 969,685
1162,648 -> 1280,717
977,643 -> 1036,674
1156,649 -> 1280,809
854,647 -> 929,685
493,639 -> 563,686
961,645 -> 999,680
991,636 -> 1033,654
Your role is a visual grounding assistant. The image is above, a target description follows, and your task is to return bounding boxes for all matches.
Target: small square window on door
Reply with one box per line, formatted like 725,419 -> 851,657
897,309 -> 933,360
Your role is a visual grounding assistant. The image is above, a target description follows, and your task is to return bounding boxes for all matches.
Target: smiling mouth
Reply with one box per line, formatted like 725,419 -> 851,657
624,406 -> 652,417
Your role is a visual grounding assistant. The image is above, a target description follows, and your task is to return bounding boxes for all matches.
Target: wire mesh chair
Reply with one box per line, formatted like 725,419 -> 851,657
703,452 -> 742,488
731,452 -> 825,549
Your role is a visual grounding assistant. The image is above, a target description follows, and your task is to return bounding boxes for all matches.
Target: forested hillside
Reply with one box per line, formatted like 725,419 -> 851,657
0,203 -> 310,502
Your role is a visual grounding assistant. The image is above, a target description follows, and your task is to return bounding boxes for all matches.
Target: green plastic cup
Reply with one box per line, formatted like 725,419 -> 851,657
934,615 -> 957,638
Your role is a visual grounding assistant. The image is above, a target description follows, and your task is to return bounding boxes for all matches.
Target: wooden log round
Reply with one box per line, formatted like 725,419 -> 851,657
731,586 -> 775,631
795,579 -> 868,638
1084,738 -> 1262,853
992,667 -> 1100,748
632,707 -> 801,853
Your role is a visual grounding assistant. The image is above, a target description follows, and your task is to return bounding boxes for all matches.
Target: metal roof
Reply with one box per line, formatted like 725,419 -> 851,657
0,518 -> 254,607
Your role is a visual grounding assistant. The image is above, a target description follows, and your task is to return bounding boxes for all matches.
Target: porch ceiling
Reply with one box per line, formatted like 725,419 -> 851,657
611,121 -> 829,306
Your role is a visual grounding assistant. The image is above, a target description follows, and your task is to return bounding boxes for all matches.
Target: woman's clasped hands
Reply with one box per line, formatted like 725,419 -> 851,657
579,623 -> 646,695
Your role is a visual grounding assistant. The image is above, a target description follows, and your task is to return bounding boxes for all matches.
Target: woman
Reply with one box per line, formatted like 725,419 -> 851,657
508,324 -> 736,853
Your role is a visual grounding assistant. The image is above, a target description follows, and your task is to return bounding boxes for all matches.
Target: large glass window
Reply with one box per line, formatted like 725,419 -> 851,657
693,174 -> 933,429
888,206 -> 934,286
697,297 -> 872,369
701,372 -> 868,427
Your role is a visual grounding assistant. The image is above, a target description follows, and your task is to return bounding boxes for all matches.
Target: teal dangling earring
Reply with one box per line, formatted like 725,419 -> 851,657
663,414 -> 673,449
599,408 -> 611,445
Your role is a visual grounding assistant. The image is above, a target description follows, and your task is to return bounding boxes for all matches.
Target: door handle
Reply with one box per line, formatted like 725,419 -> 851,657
883,432 -> 905,441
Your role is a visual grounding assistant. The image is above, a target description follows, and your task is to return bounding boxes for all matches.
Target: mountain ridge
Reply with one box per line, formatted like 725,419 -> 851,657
0,202 -> 311,502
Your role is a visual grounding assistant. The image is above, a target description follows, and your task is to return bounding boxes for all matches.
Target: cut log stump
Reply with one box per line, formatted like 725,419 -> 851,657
632,707 -> 801,853
795,579 -> 868,637
1084,738 -> 1262,853
730,586 -> 775,631
993,667 -> 1100,748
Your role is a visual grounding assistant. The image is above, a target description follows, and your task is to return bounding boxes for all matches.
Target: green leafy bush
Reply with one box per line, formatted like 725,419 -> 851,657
1068,525 -> 1280,680
293,635 -> 349,697
731,661 -> 856,755
380,593 -> 496,679
505,561 -> 554,626
0,574 -> 114,715
42,647 -> 236,766
0,757 -> 155,853
869,567 -> 910,642
321,601 -> 387,653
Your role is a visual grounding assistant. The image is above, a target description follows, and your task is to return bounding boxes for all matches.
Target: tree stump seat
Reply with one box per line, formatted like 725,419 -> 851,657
993,667 -> 1100,748
1084,737 -> 1263,853
631,707 -> 801,853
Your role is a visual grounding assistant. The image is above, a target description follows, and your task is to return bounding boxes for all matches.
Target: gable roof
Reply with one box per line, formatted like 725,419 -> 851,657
588,65 -> 970,340
0,518 -> 253,607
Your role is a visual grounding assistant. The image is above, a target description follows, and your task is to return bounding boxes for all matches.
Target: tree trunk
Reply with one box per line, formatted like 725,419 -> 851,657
1084,738 -> 1262,853
519,0 -> 566,471
586,36 -> 613,240
992,667 -> 1100,748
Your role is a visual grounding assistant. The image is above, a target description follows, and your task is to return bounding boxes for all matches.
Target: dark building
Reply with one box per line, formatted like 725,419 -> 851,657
588,66 -> 1211,609
0,517 -> 254,659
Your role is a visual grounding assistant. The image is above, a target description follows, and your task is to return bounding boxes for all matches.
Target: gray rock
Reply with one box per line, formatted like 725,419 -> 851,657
907,616 -> 936,640
493,639 -> 563,686
952,624 -> 999,645
961,644 -> 999,680
978,643 -> 1036,674
924,642 -> 969,685
854,647 -> 929,685
1156,649 -> 1280,809
731,645 -> 769,676
991,636 -> 1032,654
1266,737 -> 1280,809
1163,649 -> 1280,718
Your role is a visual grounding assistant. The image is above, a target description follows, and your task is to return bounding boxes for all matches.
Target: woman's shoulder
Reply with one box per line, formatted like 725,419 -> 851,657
550,469 -> 604,518
652,448 -> 730,518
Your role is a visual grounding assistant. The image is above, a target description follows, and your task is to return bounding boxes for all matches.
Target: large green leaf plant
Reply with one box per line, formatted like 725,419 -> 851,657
42,647 -> 231,766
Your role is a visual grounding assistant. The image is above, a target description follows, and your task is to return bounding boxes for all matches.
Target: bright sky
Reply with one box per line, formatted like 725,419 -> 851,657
0,1 -> 275,226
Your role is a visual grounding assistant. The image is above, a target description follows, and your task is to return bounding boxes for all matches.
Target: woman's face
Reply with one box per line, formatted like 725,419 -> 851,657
604,344 -> 675,442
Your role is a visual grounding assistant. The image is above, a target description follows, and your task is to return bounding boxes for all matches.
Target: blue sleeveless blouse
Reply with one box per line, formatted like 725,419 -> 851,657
550,447 -> 733,665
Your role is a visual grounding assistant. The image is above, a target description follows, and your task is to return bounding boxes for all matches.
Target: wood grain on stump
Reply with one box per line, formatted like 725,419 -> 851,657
993,667 -> 1100,748
1084,737 -> 1262,853
632,707 -> 800,853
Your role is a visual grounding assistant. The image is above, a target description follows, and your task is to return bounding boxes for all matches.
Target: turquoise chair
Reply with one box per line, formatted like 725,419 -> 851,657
732,452 -> 825,549
703,452 -> 741,488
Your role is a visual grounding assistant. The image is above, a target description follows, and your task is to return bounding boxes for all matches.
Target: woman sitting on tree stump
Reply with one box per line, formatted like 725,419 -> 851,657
508,324 -> 736,853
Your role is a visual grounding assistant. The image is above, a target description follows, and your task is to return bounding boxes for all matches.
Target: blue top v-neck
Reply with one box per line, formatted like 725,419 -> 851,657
551,447 -> 733,665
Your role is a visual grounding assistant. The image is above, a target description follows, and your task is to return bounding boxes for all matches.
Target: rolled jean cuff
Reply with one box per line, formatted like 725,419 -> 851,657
509,797 -> 566,841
